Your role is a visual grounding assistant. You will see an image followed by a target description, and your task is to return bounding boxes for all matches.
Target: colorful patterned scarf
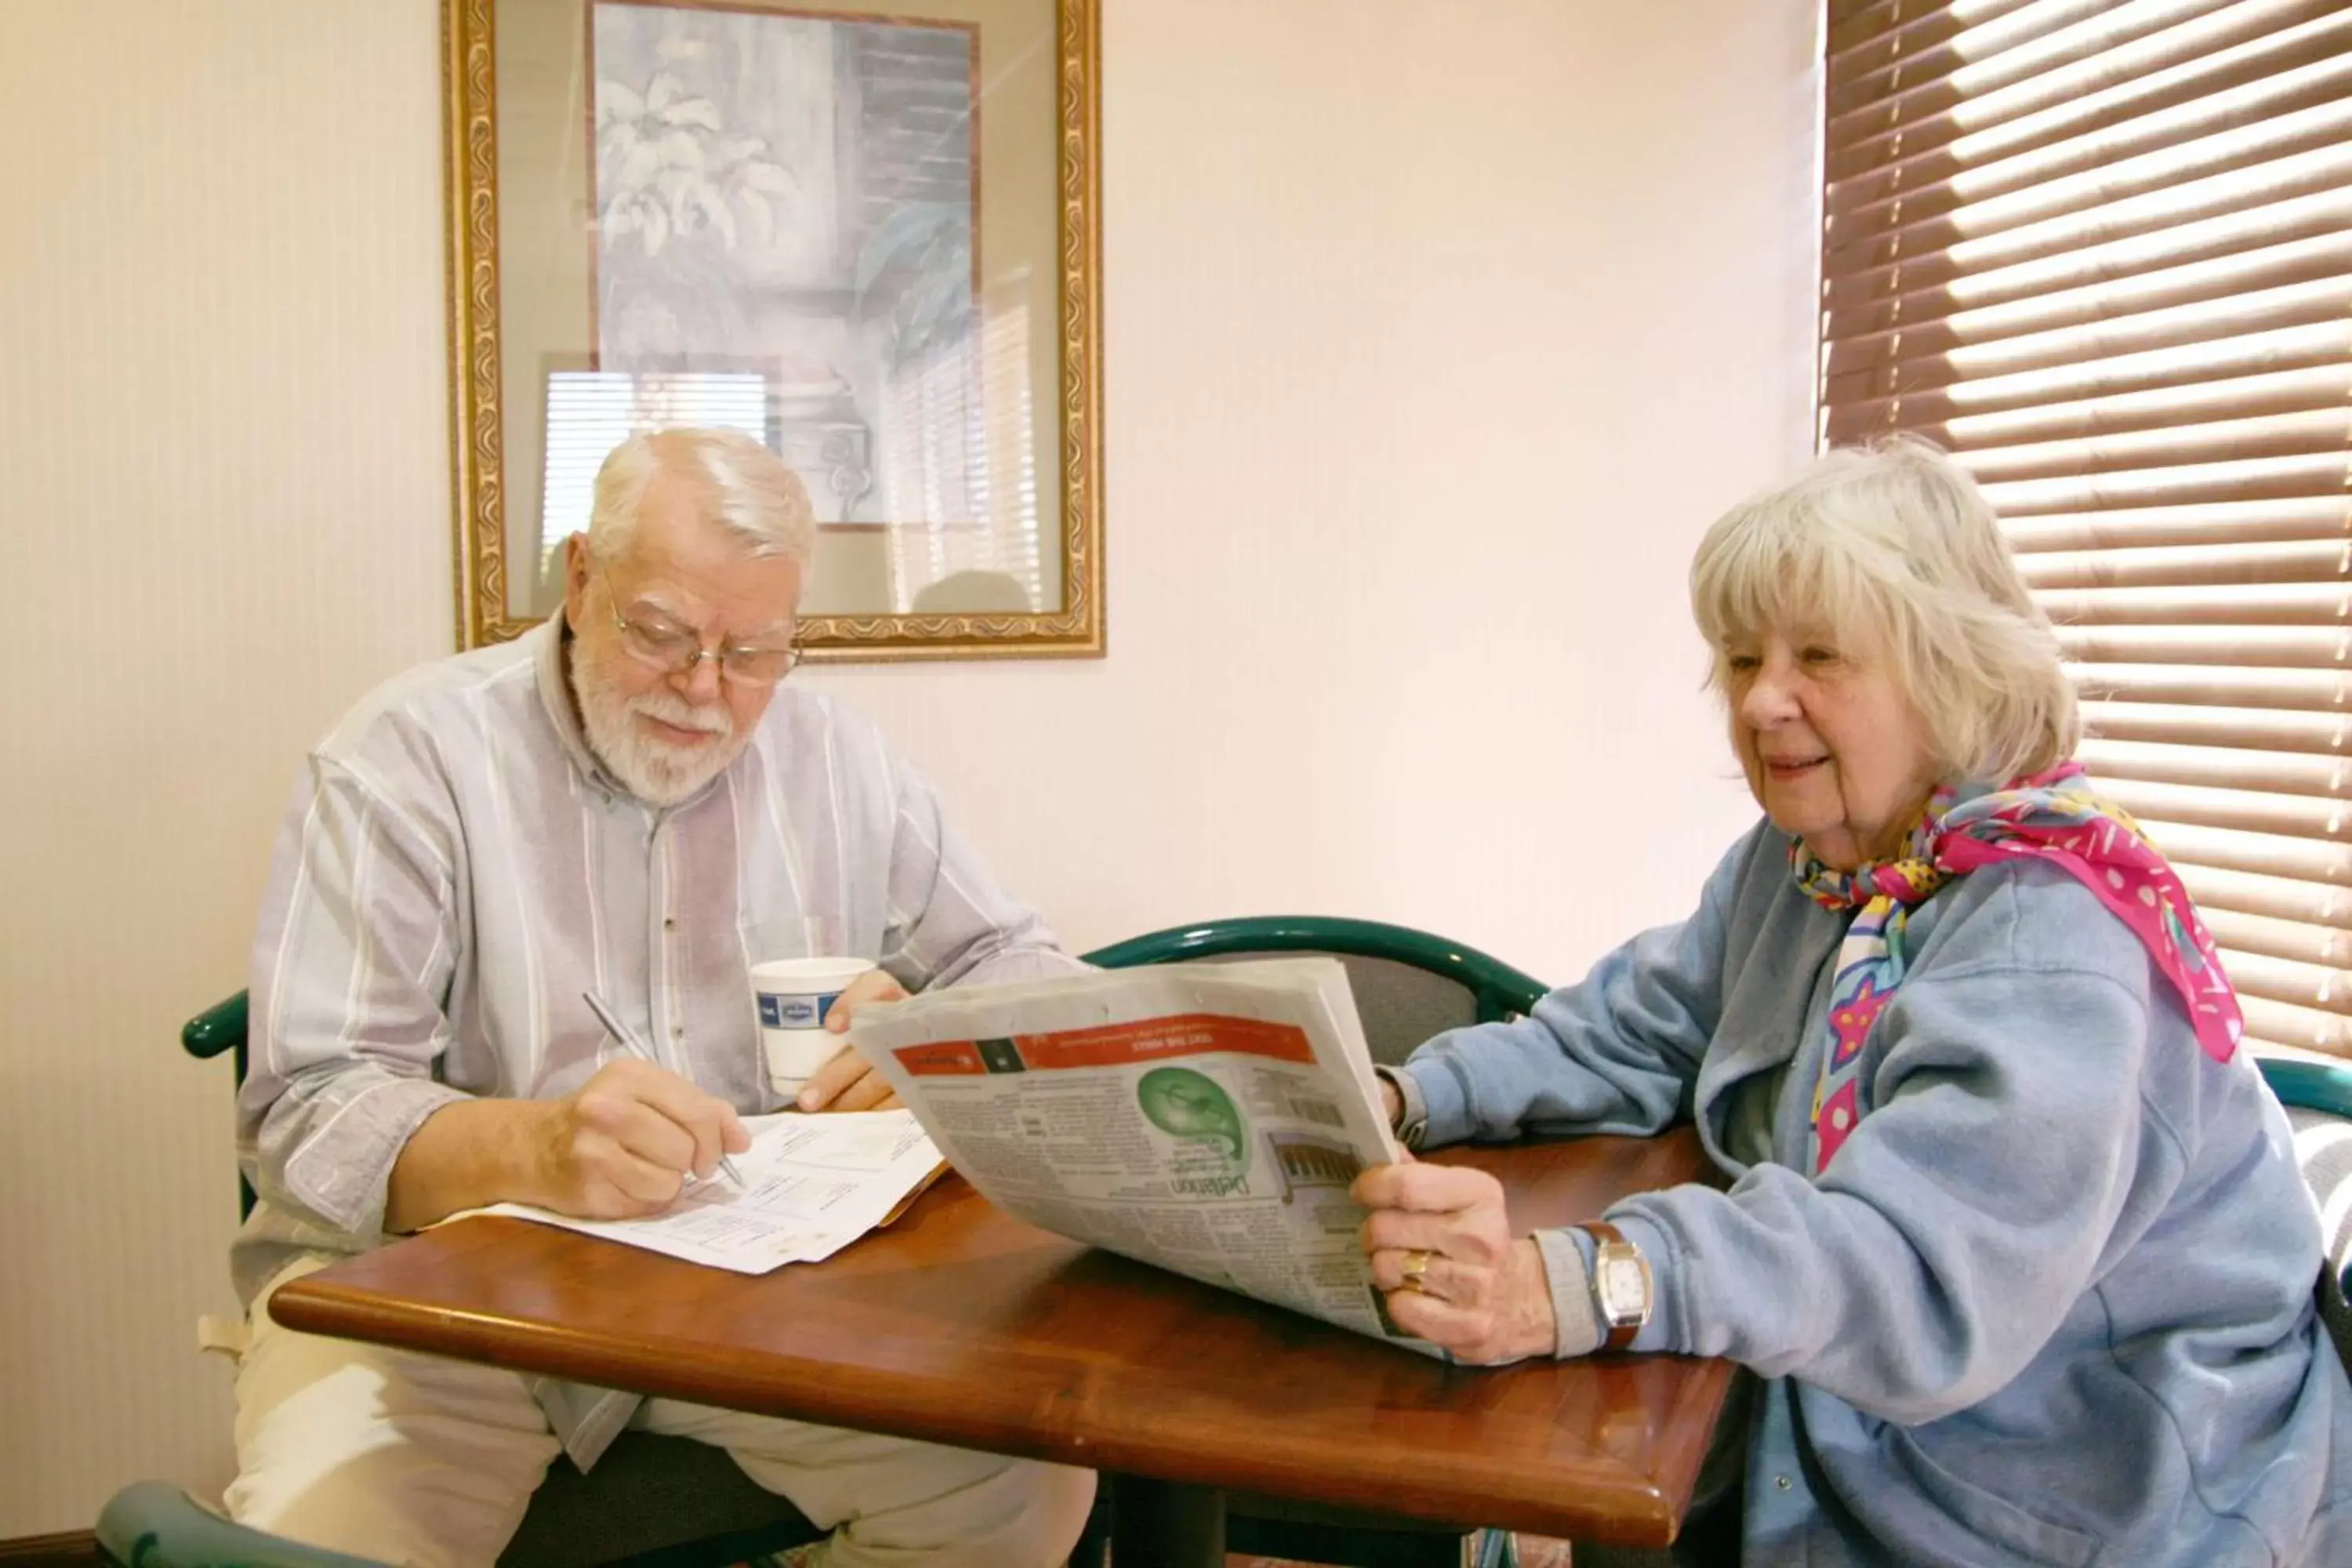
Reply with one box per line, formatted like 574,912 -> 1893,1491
1794,761 -> 2241,1174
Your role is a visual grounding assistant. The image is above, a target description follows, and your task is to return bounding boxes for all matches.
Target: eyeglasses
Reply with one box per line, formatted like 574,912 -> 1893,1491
597,565 -> 801,688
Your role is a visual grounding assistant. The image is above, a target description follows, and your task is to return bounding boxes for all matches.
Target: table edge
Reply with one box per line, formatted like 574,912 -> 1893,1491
270,1261 -> 1711,1546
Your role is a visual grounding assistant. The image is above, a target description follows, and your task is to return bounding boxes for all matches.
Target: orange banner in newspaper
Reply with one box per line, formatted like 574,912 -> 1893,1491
891,1040 -> 989,1076
894,1014 -> 1316,1076
1015,1014 -> 1314,1069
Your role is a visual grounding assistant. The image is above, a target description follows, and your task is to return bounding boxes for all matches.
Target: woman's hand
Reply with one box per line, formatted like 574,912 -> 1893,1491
1352,1160 -> 1559,1364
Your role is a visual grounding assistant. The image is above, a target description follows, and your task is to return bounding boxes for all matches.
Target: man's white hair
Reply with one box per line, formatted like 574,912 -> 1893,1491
586,427 -> 815,568
1688,434 -> 2078,785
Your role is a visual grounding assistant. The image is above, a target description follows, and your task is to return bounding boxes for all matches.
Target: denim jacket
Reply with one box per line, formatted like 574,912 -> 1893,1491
1402,820 -> 2352,1565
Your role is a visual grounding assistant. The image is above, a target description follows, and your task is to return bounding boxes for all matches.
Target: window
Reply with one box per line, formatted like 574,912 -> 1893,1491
1819,1 -> 2352,1057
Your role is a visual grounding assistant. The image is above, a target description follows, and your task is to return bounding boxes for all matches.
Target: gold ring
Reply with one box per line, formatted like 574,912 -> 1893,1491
1400,1250 -> 1432,1292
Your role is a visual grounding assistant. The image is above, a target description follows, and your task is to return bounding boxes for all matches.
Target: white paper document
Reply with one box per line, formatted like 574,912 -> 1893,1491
454,1109 -> 945,1274
848,958 -> 1438,1356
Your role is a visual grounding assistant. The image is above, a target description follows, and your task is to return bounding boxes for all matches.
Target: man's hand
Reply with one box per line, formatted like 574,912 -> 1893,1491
526,1058 -> 751,1218
1352,1160 -> 1559,1365
793,967 -> 911,1112
385,1059 -> 750,1232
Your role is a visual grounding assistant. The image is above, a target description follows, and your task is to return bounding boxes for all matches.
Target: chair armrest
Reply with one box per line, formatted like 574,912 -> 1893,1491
98,1482 -> 388,1567
183,993 -> 249,1062
2281,1104 -> 2352,1378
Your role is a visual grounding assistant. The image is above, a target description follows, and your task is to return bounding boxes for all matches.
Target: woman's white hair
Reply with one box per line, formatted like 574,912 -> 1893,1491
586,427 -> 815,568
1688,434 -> 2078,784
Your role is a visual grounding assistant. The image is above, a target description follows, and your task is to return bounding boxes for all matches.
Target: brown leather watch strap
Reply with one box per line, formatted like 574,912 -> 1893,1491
1584,1220 -> 1642,1353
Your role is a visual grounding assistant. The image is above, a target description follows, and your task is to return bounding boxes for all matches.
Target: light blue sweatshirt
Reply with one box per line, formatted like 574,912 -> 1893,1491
1401,818 -> 2352,1565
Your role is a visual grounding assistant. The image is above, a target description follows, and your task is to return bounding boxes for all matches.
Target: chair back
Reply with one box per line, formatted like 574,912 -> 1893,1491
1083,916 -> 1541,1566
2257,1056 -> 2352,1374
1084,915 -> 1547,1067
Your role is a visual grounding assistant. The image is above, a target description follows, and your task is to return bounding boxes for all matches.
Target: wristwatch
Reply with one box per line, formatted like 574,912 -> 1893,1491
1582,1221 -> 1653,1352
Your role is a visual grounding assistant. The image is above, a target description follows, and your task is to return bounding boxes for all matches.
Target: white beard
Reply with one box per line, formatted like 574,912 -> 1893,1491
572,644 -> 750,808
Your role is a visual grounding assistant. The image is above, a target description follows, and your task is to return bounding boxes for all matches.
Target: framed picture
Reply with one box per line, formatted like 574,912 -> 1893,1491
442,0 -> 1102,660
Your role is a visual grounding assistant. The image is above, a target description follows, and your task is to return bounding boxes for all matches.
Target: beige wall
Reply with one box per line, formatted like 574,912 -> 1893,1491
0,0 -> 1815,1536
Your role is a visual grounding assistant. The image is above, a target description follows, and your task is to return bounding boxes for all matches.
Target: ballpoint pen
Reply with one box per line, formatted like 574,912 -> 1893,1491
581,989 -> 748,1187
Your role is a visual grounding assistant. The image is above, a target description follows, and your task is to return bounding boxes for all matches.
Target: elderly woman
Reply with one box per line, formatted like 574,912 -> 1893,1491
1355,439 -> 2352,1565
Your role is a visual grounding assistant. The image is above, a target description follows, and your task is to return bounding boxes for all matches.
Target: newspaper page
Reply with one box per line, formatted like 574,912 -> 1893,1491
448,1109 -> 944,1274
849,958 -> 1436,1355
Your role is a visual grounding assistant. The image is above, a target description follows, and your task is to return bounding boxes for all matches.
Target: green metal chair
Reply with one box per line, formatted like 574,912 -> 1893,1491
98,1483 -> 385,1568
1084,916 -> 1550,1568
97,1468 -> 824,1568
1087,914 -> 1549,1065
2257,1055 -> 2352,1376
182,993 -> 252,1217
100,992 -> 827,1568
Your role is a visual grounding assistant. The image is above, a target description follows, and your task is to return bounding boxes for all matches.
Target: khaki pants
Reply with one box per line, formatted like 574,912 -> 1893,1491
222,1262 -> 1095,1568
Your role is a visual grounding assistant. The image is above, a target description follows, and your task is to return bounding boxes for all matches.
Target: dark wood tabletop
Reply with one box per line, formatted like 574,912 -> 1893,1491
271,1129 -> 1732,1548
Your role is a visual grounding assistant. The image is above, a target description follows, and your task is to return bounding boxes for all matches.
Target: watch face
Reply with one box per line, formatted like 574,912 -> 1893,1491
1600,1254 -> 1647,1316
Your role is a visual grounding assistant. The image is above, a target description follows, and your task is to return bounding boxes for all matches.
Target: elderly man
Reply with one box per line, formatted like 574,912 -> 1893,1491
223,429 -> 1096,1566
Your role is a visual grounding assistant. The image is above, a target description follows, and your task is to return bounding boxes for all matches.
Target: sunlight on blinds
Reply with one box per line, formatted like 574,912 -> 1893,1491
1822,0 -> 2352,1056
880,299 -> 1044,614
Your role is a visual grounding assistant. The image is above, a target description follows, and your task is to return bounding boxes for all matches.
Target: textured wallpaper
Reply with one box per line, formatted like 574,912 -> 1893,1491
0,0 -> 453,1533
0,0 -> 1815,1536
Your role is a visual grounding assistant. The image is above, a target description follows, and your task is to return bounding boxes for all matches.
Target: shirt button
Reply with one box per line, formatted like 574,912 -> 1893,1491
671,1025 -> 684,1039
663,918 -> 677,931
1774,1475 -> 1792,1491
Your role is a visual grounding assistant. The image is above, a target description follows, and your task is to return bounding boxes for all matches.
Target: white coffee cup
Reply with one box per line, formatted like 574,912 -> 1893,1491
751,956 -> 877,1097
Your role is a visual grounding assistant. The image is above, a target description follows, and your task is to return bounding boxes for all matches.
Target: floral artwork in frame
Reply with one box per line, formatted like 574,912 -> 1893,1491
443,0 -> 1102,660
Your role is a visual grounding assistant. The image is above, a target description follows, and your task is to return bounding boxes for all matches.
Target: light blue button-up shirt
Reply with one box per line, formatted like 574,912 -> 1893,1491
236,617 -> 1082,1464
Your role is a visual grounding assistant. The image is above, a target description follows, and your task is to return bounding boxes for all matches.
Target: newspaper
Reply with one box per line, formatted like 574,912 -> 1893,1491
849,958 -> 1435,1355
448,1109 -> 945,1274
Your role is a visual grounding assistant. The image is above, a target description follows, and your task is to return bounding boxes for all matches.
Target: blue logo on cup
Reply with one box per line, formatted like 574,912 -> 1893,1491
758,989 -> 844,1029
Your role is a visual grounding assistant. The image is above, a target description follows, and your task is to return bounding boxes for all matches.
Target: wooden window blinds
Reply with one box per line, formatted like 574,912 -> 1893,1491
1819,0 -> 2352,1057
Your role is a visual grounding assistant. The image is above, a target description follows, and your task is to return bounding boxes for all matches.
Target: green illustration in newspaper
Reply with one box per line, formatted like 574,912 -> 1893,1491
1136,1066 -> 1247,1165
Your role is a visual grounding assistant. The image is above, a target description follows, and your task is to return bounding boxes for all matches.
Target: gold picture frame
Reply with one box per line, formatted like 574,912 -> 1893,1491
441,0 -> 1103,660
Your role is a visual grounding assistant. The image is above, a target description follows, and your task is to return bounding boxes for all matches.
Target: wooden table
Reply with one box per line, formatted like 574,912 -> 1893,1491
273,1131 -> 1732,1560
